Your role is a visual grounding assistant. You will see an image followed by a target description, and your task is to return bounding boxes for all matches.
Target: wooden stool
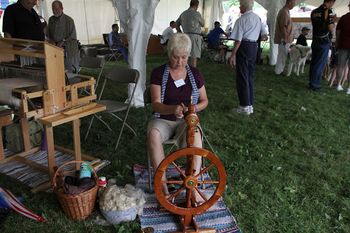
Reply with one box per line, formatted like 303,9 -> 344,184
0,109 -> 13,161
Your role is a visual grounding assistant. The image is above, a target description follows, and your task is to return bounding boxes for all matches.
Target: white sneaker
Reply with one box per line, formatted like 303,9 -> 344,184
336,85 -> 344,91
347,88 -> 350,95
248,105 -> 254,114
235,106 -> 251,115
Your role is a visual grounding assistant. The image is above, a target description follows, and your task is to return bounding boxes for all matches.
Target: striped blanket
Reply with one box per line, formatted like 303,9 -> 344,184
0,150 -> 109,189
133,164 -> 241,233
0,150 -> 72,188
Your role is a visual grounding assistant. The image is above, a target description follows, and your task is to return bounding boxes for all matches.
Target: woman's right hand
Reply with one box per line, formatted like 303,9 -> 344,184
174,104 -> 185,119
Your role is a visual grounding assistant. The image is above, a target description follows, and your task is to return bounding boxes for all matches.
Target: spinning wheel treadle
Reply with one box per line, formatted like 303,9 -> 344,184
153,104 -> 227,232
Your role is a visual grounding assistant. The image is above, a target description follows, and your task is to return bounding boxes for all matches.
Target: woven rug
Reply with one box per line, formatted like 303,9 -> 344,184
134,164 -> 241,233
0,149 -> 109,189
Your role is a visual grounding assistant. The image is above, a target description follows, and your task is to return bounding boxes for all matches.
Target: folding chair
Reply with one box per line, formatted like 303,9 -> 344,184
107,47 -> 123,62
84,67 -> 139,151
104,33 -> 124,62
144,87 -> 215,192
201,41 -> 220,63
78,56 -> 106,88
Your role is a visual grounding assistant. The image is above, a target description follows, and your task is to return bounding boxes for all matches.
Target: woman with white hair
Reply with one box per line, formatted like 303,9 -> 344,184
147,33 -> 208,197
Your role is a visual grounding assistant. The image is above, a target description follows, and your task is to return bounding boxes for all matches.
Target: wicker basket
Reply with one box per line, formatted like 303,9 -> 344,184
53,160 -> 98,221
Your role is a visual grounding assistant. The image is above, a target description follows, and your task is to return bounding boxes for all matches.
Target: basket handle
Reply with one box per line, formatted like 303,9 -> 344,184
52,160 -> 98,190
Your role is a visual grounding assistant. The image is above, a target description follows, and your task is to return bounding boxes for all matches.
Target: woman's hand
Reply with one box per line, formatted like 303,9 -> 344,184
174,103 -> 187,119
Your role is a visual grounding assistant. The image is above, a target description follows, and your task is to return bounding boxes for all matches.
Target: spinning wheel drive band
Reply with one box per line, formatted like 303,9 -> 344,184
154,147 -> 227,216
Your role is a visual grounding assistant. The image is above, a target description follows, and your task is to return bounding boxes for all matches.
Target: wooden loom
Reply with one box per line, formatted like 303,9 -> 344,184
0,38 -> 106,192
154,105 -> 227,233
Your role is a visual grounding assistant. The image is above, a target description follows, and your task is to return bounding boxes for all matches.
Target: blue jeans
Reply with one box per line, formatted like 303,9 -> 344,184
116,45 -> 128,63
309,40 -> 330,89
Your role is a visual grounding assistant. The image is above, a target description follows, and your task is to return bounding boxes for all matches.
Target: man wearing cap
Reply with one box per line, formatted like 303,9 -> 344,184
176,0 -> 205,68
335,1 -> 350,93
309,0 -> 336,91
296,27 -> 311,46
207,21 -> 228,63
274,0 -> 297,75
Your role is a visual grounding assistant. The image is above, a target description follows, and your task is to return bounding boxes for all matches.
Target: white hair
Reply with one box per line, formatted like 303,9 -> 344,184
240,0 -> 254,11
167,33 -> 192,58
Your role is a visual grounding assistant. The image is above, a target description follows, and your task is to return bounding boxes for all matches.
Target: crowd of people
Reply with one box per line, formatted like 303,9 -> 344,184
1,0 -> 350,204
147,0 -> 350,194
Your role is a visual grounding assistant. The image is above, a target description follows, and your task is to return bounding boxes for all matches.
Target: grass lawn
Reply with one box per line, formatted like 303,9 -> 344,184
1,54 -> 350,233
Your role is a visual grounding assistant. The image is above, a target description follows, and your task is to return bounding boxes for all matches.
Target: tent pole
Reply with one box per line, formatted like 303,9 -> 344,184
83,0 -> 90,44
202,0 -> 206,19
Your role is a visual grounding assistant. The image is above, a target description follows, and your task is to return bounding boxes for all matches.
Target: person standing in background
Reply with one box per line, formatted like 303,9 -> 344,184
274,0 -> 297,76
228,0 -> 268,115
334,1 -> 350,93
309,0 -> 336,91
160,21 -> 176,45
2,0 -> 44,41
176,0 -> 204,68
47,0 -> 80,72
296,27 -> 311,46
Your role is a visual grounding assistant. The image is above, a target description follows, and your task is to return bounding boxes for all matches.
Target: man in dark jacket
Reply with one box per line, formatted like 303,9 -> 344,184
2,0 -> 44,41
309,0 -> 336,91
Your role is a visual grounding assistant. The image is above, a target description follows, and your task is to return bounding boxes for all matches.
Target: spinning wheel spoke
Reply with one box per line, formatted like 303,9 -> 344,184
171,161 -> 186,178
168,186 -> 185,202
195,163 -> 215,178
198,180 -> 219,185
186,188 -> 193,208
164,180 -> 184,185
194,187 -> 208,202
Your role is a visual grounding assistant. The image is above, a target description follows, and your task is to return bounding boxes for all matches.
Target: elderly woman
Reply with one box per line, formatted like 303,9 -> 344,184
147,33 -> 208,196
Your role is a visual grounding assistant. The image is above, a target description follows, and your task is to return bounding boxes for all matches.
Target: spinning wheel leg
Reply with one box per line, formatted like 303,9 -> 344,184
173,214 -> 216,233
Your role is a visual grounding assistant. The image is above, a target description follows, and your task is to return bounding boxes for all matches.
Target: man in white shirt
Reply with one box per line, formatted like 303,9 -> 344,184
161,21 -> 176,45
228,0 -> 268,115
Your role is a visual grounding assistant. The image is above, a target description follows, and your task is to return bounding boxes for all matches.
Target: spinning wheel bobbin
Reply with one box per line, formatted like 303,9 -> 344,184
154,104 -> 227,233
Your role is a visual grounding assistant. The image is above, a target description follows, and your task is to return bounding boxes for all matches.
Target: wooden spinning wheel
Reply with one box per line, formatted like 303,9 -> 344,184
154,105 -> 227,233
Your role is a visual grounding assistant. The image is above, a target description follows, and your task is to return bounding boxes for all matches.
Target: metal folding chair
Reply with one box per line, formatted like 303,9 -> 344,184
78,56 -> 106,88
84,67 -> 140,151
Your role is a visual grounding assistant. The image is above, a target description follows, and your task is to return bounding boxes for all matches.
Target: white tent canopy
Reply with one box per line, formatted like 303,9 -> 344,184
37,0 -> 117,44
34,0 -> 223,45
32,0 -> 349,46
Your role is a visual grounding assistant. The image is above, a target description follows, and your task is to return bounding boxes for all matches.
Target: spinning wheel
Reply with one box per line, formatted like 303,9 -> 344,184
153,105 -> 227,232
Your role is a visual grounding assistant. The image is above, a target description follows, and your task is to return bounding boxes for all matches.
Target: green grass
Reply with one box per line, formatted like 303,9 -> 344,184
1,55 -> 350,233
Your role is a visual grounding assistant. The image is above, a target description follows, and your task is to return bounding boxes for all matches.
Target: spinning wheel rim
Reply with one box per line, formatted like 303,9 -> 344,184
154,147 -> 227,216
